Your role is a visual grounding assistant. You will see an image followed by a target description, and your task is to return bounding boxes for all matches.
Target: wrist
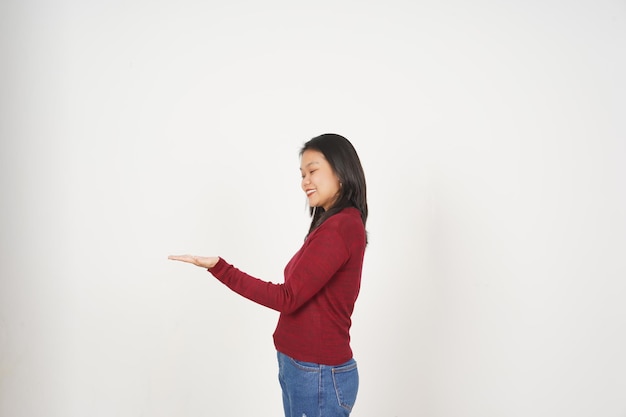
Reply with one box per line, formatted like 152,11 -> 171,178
207,256 -> 220,269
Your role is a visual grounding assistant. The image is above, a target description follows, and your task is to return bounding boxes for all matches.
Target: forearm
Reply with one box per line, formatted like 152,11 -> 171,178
209,258 -> 292,312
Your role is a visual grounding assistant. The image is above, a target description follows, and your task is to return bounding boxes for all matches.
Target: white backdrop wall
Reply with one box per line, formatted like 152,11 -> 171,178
1,1 -> 625,416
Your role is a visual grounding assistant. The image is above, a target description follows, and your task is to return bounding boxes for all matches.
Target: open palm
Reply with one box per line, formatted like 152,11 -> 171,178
168,254 -> 219,269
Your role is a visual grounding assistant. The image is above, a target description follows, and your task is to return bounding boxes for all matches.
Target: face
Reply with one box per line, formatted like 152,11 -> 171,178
300,149 -> 341,211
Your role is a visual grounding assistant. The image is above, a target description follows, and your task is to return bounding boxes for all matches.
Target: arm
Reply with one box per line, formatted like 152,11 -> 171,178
168,227 -> 349,314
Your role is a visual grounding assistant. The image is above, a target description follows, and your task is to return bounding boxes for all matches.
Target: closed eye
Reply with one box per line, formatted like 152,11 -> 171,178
301,169 -> 317,179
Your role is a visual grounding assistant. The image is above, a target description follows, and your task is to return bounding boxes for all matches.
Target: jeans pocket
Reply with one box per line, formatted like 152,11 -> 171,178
289,357 -> 321,372
332,361 -> 359,411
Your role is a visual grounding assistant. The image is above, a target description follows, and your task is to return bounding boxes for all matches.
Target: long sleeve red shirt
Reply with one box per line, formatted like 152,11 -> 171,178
208,207 -> 366,365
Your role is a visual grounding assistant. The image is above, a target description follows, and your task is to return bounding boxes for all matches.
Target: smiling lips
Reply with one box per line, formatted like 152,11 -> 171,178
306,189 -> 316,196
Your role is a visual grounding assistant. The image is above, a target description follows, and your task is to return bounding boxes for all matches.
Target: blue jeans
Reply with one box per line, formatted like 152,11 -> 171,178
277,351 -> 359,417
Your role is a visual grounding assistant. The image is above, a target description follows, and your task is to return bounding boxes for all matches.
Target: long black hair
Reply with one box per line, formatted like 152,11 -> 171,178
301,133 -> 368,238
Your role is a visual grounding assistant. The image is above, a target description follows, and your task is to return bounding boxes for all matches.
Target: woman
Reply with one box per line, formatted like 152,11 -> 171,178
169,133 -> 368,417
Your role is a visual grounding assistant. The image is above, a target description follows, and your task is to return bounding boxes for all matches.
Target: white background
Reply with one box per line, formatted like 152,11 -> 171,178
1,1 -> 625,416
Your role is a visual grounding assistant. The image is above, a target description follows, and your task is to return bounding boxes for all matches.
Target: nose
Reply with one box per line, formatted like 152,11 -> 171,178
301,176 -> 312,191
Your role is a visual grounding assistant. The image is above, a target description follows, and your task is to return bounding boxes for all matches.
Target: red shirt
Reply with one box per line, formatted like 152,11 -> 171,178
209,207 -> 366,365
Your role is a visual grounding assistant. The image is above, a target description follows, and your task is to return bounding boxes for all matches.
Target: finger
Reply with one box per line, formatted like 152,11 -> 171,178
168,254 -> 192,262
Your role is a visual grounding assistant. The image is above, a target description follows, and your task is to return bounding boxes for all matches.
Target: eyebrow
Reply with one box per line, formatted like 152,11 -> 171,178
300,161 -> 320,171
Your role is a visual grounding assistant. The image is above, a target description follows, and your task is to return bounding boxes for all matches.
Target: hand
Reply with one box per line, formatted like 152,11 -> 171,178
168,254 -> 219,269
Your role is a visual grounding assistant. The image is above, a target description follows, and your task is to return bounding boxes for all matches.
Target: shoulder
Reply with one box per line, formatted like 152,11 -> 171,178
306,208 -> 365,253
321,207 -> 365,236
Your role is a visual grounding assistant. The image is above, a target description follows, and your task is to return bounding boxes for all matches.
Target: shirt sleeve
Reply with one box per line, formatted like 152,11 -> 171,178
208,226 -> 349,314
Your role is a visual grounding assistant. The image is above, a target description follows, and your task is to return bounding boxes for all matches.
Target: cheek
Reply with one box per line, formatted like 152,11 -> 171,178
325,182 -> 340,196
